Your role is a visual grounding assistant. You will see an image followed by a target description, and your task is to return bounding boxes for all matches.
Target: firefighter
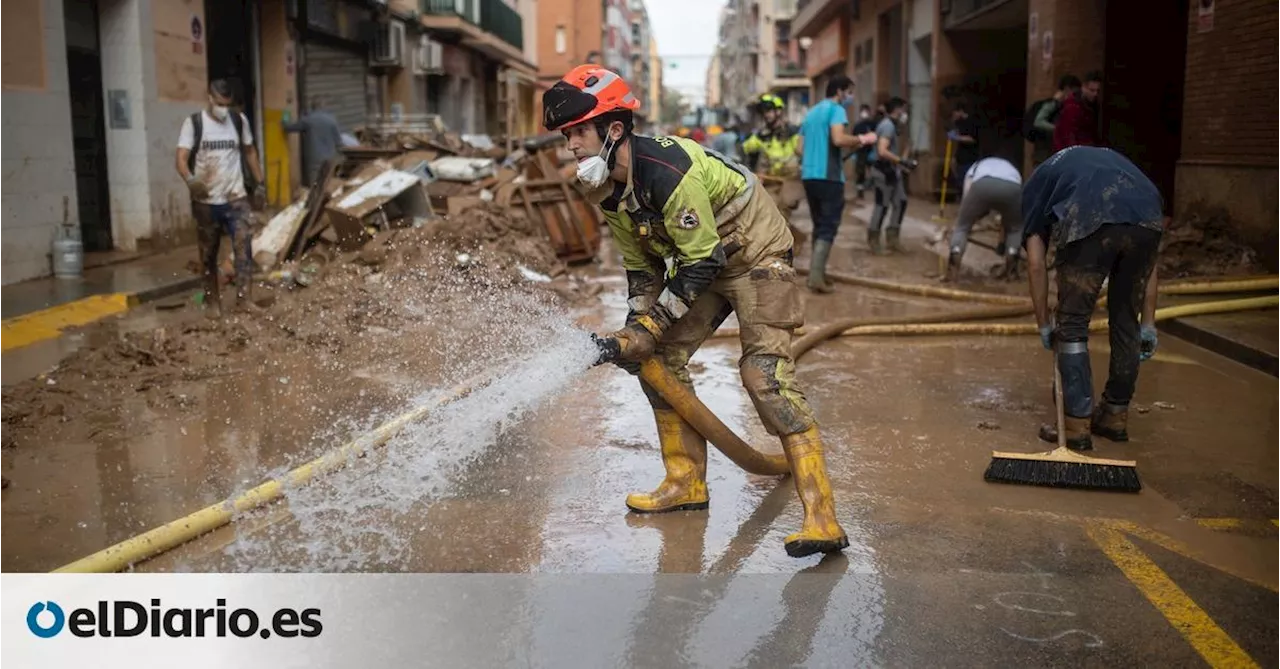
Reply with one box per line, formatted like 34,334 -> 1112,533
741,94 -> 806,246
543,65 -> 848,558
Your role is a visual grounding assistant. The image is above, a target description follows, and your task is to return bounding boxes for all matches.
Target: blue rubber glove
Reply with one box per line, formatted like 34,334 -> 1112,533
1139,324 -> 1158,361
947,130 -> 961,142
1039,325 -> 1053,351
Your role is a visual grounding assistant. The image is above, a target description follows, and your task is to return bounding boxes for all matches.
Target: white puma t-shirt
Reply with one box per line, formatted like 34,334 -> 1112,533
177,111 -> 254,204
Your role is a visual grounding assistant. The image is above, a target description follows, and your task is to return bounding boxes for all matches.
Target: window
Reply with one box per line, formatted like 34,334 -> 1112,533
555,26 -> 566,54
631,21 -> 642,47
864,38 -> 873,62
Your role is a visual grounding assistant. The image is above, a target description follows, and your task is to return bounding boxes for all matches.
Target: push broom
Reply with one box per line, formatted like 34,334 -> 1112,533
984,356 -> 1142,492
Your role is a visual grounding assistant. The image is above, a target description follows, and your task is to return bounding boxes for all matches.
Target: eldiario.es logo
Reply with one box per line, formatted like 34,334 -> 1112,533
27,599 -> 322,639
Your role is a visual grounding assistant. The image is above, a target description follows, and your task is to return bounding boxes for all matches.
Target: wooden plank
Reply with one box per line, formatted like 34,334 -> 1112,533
286,159 -> 336,261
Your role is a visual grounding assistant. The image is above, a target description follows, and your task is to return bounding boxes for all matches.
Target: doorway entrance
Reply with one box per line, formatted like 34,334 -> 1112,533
203,0 -> 258,129
63,0 -> 113,252
1103,0 -> 1189,211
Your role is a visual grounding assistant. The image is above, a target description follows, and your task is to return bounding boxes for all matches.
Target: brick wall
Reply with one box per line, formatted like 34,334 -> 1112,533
1179,0 -> 1277,164
536,0 -> 601,84
1175,0 -> 1278,267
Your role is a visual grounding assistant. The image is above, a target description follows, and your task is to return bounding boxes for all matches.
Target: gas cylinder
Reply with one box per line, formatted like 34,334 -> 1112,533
52,223 -> 83,279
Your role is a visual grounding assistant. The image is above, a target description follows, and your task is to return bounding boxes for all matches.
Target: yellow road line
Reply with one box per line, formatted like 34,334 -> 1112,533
1088,524 -> 1259,668
1197,518 -> 1246,531
1,293 -> 134,352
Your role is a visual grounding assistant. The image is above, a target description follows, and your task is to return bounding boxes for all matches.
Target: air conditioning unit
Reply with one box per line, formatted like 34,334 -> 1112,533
370,21 -> 406,67
413,35 -> 443,75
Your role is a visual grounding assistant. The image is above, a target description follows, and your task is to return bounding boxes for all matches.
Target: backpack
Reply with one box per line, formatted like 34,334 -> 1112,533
1022,98 -> 1060,143
186,111 -> 259,193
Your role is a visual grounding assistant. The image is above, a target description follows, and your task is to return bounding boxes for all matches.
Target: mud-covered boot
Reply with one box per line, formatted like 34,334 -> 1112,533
1091,401 -> 1129,442
885,226 -> 903,254
1000,252 -> 1020,281
780,427 -> 849,558
940,250 -> 962,283
866,228 -> 883,255
626,409 -> 709,513
1038,416 -> 1093,451
807,240 -> 835,293
202,277 -> 223,320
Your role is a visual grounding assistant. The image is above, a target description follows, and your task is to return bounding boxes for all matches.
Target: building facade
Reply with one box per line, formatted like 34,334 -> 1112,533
535,0 -> 657,123
1,0 -> 538,285
787,0 -> 1276,264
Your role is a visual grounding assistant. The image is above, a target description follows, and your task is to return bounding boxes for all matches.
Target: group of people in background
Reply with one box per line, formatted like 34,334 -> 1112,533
725,68 -> 1163,452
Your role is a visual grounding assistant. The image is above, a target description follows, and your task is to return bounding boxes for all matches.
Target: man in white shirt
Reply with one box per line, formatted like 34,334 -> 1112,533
175,79 -> 265,316
946,156 -> 1023,281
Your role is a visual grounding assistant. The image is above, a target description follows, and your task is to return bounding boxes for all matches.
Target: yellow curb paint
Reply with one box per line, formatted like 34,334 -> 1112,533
1,293 -> 134,352
1089,524 -> 1259,669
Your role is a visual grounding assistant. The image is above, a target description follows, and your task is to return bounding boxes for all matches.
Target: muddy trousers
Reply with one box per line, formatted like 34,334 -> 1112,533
637,254 -> 816,437
950,177 -> 1023,256
801,179 -> 846,244
193,198 -> 255,300
868,168 -> 907,235
1054,224 -> 1162,419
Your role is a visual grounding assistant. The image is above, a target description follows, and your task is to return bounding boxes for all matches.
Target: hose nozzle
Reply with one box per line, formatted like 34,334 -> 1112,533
590,333 -> 621,367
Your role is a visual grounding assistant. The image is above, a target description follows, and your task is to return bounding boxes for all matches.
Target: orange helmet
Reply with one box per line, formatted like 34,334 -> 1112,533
542,65 -> 641,131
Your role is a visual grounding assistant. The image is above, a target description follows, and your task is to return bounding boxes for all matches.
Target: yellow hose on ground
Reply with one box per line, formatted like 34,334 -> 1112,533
1158,277 -> 1277,295
820,295 -> 1278,341
638,359 -> 790,476
810,268 -> 1031,305
53,373 -> 494,573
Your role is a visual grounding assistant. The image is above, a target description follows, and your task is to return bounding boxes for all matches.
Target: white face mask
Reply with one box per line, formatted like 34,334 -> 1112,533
859,111 -> 870,119
899,112 -> 909,124
576,132 -> 617,189
210,104 -> 230,121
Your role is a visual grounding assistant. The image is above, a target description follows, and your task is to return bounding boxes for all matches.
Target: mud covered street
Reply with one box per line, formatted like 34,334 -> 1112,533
3,199 -> 1275,666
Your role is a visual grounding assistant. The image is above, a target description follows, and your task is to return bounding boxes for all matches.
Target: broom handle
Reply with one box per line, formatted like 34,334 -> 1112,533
1053,352 -> 1066,450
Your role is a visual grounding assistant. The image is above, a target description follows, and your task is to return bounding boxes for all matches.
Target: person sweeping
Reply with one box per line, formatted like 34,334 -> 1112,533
1021,146 -> 1164,451
543,65 -> 848,558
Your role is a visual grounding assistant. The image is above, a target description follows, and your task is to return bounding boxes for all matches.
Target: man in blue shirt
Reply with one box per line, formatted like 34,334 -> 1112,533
1022,146 -> 1165,450
798,75 -> 878,292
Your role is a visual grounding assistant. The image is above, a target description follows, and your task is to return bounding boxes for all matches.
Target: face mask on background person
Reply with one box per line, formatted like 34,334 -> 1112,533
899,112 -> 909,124
209,100 -> 229,121
859,110 -> 870,120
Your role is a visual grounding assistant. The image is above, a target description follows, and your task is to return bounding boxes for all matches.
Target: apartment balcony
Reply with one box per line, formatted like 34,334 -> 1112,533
942,0 -> 1027,31
772,55 -> 808,89
421,0 -> 532,71
792,0 -> 848,39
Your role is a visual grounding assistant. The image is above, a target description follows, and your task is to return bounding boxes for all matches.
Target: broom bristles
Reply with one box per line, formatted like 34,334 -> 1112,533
984,456 -> 1142,492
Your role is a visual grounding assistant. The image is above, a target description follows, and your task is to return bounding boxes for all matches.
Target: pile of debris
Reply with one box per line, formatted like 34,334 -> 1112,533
1158,208 -> 1270,278
251,122 -> 605,291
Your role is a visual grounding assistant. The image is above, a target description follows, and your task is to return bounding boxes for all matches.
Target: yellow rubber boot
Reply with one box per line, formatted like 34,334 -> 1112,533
626,409 -> 710,513
781,427 -> 849,557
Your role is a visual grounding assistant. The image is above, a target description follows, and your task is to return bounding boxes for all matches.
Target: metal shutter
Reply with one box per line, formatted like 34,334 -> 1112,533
304,42 -> 369,131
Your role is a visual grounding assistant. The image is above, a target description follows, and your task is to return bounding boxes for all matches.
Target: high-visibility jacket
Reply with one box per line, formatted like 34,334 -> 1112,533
595,134 -> 789,328
741,123 -> 801,178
